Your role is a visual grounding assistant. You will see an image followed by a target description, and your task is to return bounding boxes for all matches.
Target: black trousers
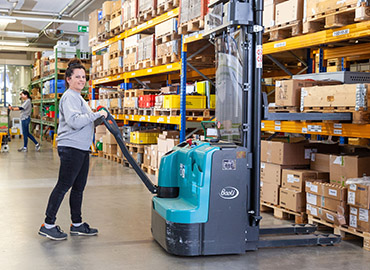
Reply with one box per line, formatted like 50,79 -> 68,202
45,146 -> 90,224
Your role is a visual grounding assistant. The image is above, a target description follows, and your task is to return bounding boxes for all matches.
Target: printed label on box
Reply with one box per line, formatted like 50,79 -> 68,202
350,207 -> 358,215
328,189 -> 337,197
307,193 -> 317,205
261,163 -> 265,169
350,214 -> 357,228
333,156 -> 343,165
348,191 -> 355,205
311,207 -> 318,216
359,208 -> 369,222
326,213 -> 334,222
287,174 -> 295,183
306,182 -> 312,188
305,149 -> 312,159
310,184 -> 318,193
350,184 -> 357,191
311,153 -> 316,162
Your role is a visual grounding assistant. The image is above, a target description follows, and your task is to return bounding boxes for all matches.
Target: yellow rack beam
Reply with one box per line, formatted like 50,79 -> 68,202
262,120 -> 370,139
312,43 -> 370,60
92,8 -> 179,53
112,114 -> 214,126
263,21 -> 370,55
184,33 -> 203,44
125,62 -> 181,79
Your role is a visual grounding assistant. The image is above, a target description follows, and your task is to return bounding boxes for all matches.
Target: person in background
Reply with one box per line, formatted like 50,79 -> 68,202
9,90 -> 40,152
38,58 -> 107,241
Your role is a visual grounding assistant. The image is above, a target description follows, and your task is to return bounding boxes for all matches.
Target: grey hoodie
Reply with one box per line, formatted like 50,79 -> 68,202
56,89 -> 101,151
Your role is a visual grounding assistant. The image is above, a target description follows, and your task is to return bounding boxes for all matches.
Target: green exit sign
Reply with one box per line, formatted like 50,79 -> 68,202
78,25 -> 89,33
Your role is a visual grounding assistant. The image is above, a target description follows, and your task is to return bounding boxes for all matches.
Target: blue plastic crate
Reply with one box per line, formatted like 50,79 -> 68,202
50,79 -> 66,94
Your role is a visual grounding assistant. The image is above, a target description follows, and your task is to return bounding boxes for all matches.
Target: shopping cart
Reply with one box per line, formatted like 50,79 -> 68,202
0,106 -> 10,153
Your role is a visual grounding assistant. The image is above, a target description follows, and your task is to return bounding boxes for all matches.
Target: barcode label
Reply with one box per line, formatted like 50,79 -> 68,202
333,29 -> 349,37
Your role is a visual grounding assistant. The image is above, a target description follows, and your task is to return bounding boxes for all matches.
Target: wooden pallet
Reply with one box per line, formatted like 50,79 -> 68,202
155,53 -> 179,66
109,67 -> 124,75
141,164 -> 159,177
98,32 -> 110,42
99,15 -> 111,24
157,0 -> 179,15
153,108 -> 214,117
124,89 -> 160,97
308,215 -> 370,251
123,64 -> 137,72
110,26 -> 123,37
268,106 -> 300,113
103,153 -> 114,161
137,8 -> 156,24
111,10 -> 122,20
126,142 -> 145,153
91,73 -> 100,80
137,108 -> 154,116
89,38 -> 99,47
110,51 -> 123,59
178,17 -> 204,35
137,59 -> 154,70
155,32 -> 180,45
108,91 -> 124,98
303,4 -> 366,34
98,70 -> 109,78
265,20 -> 302,41
123,18 -> 137,30
110,108 -> 123,115
123,108 -> 138,115
43,93 -> 63,99
261,201 -> 307,224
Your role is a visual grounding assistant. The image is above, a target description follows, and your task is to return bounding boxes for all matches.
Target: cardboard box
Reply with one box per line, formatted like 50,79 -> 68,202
263,0 -> 275,28
95,125 -> 106,134
306,204 -> 320,218
349,206 -> 370,232
306,193 -> 348,213
89,9 -> 99,43
144,145 -> 152,167
261,182 -> 279,205
347,181 -> 370,209
150,145 -> 158,168
330,155 -> 370,186
275,79 -> 318,107
282,169 -> 318,192
102,1 -> 114,17
260,163 -> 307,185
301,84 -> 370,111
306,0 -> 357,19
279,188 -> 305,212
104,144 -> 117,154
275,0 -> 303,25
310,153 -> 331,172
307,204 -> 345,225
261,141 -> 309,165
306,181 -> 347,201
103,133 -> 117,144
155,18 -> 178,38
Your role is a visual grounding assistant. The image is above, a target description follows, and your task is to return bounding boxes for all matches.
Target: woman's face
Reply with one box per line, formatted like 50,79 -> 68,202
20,93 -> 27,100
67,68 -> 86,92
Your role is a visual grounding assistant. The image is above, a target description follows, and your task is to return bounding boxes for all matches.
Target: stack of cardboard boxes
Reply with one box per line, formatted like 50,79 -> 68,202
347,177 -> 370,232
157,130 -> 180,167
260,140 -> 310,211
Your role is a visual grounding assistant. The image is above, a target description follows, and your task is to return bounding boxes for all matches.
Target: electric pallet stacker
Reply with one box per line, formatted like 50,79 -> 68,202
97,0 -> 341,256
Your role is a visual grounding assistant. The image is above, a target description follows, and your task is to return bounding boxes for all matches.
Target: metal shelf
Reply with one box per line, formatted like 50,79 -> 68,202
261,120 -> 370,139
30,74 -> 56,85
92,8 -> 179,53
32,98 -> 58,104
263,21 -> 370,55
112,114 -> 214,127
31,118 -> 57,127
92,62 -> 181,86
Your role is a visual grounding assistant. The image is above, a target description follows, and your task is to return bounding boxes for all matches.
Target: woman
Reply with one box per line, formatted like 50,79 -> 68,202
39,59 -> 107,241
9,90 -> 40,152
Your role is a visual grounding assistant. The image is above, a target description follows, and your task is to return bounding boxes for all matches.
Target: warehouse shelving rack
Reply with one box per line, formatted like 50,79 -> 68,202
30,48 -> 88,141
261,19 -> 370,140
91,8 -> 216,142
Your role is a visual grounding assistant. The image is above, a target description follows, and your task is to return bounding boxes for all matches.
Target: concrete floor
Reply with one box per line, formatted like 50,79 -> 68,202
1,139 -> 370,270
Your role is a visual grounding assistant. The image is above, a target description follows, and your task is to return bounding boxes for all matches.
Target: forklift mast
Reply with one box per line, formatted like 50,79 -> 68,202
205,0 -> 264,228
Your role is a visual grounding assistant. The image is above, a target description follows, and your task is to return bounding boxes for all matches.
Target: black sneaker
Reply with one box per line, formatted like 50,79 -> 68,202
38,224 -> 67,241
70,222 -> 98,236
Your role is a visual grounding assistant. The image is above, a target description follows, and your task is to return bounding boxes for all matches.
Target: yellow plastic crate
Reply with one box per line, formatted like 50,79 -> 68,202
163,95 -> 206,109
130,131 -> 159,144
210,94 -> 216,109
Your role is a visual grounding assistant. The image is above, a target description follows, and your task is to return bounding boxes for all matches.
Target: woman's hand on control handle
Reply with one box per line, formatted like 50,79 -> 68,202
99,110 -> 108,118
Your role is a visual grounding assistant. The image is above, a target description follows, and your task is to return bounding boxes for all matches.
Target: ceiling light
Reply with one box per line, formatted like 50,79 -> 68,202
0,41 -> 29,46
0,31 -> 38,38
0,18 -> 16,24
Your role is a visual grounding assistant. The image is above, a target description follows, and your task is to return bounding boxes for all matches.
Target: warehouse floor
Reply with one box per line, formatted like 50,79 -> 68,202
1,140 -> 370,269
